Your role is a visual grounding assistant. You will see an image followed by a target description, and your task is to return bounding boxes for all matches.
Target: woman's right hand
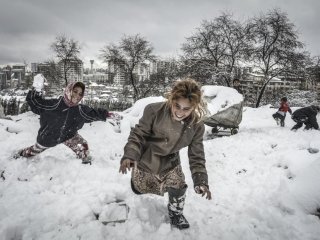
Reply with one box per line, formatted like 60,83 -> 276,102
119,159 -> 135,174
195,185 -> 212,200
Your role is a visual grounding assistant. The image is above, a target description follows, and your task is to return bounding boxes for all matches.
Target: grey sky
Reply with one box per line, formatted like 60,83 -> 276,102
1,0 -> 319,68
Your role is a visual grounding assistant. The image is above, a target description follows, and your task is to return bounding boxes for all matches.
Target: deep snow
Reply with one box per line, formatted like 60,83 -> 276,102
0,89 -> 320,240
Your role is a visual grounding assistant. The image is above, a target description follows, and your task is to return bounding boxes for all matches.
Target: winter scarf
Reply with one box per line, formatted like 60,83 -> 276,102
63,82 -> 84,107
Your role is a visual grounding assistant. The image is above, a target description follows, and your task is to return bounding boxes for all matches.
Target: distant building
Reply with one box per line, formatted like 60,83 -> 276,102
2,66 -> 12,89
11,64 -> 26,88
134,62 -> 150,82
155,59 -> 174,72
31,63 -> 38,73
279,74 -> 307,90
83,73 -> 110,85
37,63 -> 52,77
108,61 -> 126,85
0,71 -> 7,90
238,68 -> 311,106
107,59 -> 174,85
58,58 -> 83,85
0,64 -> 26,89
241,70 -> 307,92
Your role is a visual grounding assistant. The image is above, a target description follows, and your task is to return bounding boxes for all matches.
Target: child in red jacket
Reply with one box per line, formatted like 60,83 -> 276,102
272,97 -> 292,127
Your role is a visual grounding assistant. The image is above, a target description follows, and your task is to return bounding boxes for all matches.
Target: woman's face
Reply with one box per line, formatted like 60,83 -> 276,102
71,86 -> 83,104
171,97 -> 194,121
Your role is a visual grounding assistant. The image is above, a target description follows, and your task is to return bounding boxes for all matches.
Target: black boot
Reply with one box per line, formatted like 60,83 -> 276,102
167,185 -> 190,229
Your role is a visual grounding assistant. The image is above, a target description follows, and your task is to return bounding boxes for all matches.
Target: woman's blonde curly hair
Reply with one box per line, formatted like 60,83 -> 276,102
166,78 -> 207,125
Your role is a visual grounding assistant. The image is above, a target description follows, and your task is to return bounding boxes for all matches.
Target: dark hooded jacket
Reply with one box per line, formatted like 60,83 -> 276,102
291,105 -> 319,129
26,82 -> 108,147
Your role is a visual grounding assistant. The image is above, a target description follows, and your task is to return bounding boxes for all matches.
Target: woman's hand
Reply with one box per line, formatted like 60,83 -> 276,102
195,185 -> 212,200
119,159 -> 135,174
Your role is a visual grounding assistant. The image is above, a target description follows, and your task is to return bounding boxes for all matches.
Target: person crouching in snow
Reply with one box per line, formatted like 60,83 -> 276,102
291,105 -> 320,131
15,74 -> 120,164
119,78 -> 212,229
272,97 -> 292,127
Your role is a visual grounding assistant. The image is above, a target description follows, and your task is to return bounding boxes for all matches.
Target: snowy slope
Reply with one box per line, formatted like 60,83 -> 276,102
0,100 -> 320,240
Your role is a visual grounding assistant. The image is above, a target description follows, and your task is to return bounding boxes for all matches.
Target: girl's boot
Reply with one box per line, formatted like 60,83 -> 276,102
167,185 -> 189,229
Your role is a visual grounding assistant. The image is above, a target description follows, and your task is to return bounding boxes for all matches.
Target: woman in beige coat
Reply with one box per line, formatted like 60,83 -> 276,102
119,78 -> 211,229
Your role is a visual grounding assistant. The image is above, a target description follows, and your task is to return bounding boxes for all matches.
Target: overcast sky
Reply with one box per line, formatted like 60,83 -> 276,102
1,0 -> 319,68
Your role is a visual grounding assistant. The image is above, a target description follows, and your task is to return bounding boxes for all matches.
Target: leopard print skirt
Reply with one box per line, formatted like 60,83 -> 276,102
131,163 -> 186,196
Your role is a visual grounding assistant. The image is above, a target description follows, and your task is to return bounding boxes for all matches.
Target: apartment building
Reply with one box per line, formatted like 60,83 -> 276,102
107,61 -> 126,85
83,73 -> 110,85
58,58 -> 83,84
107,59 -> 174,85
0,64 -> 26,89
241,71 -> 307,91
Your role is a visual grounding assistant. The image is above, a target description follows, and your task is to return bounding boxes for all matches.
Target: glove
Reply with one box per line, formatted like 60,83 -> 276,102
107,112 -> 122,121
32,74 -> 48,92
107,112 -> 122,133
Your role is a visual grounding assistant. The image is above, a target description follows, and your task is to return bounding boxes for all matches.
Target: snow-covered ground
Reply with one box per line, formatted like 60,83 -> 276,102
1,92 -> 320,240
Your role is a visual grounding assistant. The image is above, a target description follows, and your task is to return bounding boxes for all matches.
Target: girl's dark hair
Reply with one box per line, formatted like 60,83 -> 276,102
73,82 -> 85,93
281,97 -> 287,102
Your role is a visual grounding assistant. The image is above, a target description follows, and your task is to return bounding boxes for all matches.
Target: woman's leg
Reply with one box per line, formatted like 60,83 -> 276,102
280,115 -> 286,127
131,162 -> 162,195
304,119 -> 312,130
17,142 -> 48,158
291,116 -> 304,131
64,134 -> 91,164
131,164 -> 190,229
167,185 -> 189,229
163,166 -> 189,229
291,119 -> 303,130
273,112 -> 281,125
131,163 -> 186,196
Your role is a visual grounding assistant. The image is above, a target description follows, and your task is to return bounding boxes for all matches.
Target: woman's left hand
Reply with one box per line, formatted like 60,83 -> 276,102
195,185 -> 212,200
119,159 -> 135,174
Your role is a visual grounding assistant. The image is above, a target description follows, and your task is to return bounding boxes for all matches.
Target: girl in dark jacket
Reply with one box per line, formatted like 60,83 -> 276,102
16,75 -> 119,164
119,78 -> 212,229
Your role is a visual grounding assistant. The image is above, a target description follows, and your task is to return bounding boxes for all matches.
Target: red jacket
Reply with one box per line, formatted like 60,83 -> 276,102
279,102 -> 292,114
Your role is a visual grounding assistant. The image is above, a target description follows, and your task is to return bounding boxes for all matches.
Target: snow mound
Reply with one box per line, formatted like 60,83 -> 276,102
289,158 -> 320,213
123,96 -> 165,118
122,96 -> 165,127
202,85 -> 243,116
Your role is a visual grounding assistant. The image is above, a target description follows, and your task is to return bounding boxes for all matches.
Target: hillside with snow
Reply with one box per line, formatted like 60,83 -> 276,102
0,92 -> 320,240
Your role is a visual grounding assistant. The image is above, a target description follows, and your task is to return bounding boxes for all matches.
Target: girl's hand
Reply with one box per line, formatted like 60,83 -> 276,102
119,159 -> 135,174
195,185 -> 212,200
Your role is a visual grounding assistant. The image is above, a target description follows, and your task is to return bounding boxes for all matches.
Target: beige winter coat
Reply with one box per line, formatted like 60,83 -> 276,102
122,102 -> 208,182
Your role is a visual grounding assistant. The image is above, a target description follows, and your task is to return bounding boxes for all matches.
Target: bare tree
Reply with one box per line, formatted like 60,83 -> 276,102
149,58 -> 180,94
181,13 -> 251,86
100,34 -> 155,101
306,56 -> 320,90
178,57 -> 218,85
51,35 -> 81,86
44,59 -> 63,87
182,19 -> 226,84
248,9 -> 304,107
215,13 -> 252,83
